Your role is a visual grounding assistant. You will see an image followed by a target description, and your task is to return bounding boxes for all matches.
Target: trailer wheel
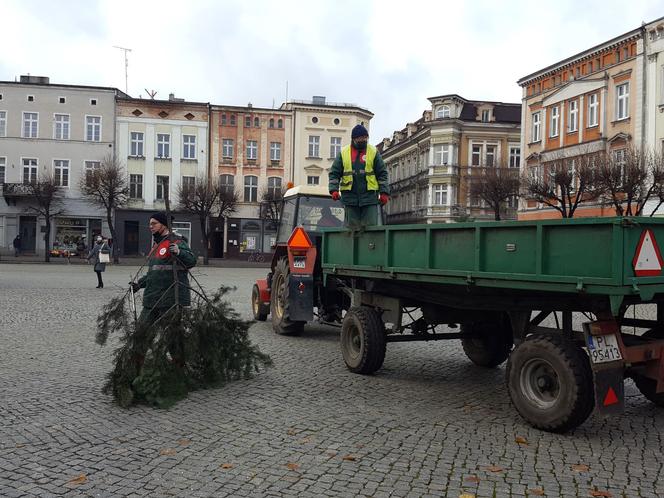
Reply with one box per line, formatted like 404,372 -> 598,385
341,306 -> 386,374
251,284 -> 269,321
506,333 -> 594,433
632,329 -> 664,406
461,318 -> 513,368
270,258 -> 305,335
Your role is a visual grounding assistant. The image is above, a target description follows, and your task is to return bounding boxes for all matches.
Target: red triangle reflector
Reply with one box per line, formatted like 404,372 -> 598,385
288,227 -> 312,249
603,387 -> 619,406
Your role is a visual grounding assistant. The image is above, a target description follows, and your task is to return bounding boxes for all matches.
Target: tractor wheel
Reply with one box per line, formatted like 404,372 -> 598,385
632,329 -> 664,406
506,333 -> 594,433
251,284 -> 269,321
341,306 -> 386,374
270,258 -> 305,335
461,317 -> 513,368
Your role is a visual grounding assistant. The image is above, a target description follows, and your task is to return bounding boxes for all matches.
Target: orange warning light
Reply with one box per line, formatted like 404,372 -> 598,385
603,387 -> 619,406
286,181 -> 295,189
287,227 -> 313,249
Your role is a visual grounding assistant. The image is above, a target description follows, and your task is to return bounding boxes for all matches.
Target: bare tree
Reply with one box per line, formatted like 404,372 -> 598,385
259,186 -> 286,228
468,165 -> 520,221
177,176 -> 220,265
595,146 -> 664,216
79,154 -> 128,263
522,151 -> 601,218
24,171 -> 65,262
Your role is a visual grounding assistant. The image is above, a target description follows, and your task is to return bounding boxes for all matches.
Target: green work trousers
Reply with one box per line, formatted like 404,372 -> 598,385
344,204 -> 378,229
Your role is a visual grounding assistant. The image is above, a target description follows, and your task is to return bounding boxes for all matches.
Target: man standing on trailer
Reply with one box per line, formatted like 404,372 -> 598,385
328,124 -> 390,228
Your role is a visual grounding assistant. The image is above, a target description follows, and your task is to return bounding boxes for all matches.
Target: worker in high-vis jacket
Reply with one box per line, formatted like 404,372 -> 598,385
328,124 -> 390,228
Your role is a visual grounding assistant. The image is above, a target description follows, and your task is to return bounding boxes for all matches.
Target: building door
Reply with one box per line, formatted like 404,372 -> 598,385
19,216 -> 37,253
124,221 -> 139,255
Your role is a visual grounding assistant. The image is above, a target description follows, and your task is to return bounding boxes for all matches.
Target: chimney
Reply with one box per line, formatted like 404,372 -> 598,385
20,75 -> 50,85
247,102 -> 253,108
312,95 -> 326,105
168,93 -> 175,101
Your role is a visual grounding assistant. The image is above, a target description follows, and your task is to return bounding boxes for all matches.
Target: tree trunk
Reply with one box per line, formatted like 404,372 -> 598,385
201,216 -> 209,265
44,213 -> 51,263
106,208 -> 119,264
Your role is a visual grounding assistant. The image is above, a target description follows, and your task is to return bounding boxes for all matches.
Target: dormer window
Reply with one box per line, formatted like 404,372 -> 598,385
436,105 -> 450,119
481,110 -> 490,122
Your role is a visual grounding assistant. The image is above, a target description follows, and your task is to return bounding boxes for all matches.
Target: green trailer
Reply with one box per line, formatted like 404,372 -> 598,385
317,216 -> 664,432
254,194 -> 664,432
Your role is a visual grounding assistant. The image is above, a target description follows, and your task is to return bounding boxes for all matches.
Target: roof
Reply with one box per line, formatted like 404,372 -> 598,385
0,80 -> 128,97
117,96 -> 209,107
283,185 -> 330,199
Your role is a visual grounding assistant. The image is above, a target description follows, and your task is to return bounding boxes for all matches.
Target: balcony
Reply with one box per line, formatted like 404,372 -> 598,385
2,183 -> 35,205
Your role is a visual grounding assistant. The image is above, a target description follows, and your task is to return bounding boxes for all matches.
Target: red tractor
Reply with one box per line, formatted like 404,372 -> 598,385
251,185 -> 347,334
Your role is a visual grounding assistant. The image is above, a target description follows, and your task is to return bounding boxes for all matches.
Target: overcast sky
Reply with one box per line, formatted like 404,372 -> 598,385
2,0 -> 662,142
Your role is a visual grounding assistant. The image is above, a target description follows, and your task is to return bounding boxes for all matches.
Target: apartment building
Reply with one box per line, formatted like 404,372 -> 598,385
380,95 -> 521,223
281,97 -> 373,188
518,25 -> 646,219
209,104 -> 292,258
114,94 -> 209,256
0,75 -> 125,256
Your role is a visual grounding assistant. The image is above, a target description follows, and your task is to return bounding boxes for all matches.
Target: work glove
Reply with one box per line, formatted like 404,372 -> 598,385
169,243 -> 180,255
129,282 -> 140,293
331,191 -> 340,201
379,193 -> 390,205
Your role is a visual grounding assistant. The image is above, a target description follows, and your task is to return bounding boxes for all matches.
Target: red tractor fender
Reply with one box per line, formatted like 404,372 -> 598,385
255,278 -> 270,304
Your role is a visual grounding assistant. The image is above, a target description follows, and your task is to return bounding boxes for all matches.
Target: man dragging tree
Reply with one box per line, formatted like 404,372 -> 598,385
131,212 -> 197,327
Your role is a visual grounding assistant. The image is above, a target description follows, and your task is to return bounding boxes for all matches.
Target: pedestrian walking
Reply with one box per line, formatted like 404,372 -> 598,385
13,235 -> 21,257
87,236 -> 110,288
328,124 -> 390,228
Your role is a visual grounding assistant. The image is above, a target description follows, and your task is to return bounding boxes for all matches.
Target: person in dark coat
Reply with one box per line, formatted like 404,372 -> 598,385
87,236 -> 110,288
13,235 -> 21,257
328,124 -> 390,228
131,212 -> 197,326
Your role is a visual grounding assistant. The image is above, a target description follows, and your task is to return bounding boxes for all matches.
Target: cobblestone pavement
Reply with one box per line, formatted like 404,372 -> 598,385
1,263 -> 664,498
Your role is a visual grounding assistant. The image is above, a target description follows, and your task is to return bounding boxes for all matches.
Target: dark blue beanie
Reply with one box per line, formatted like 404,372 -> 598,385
150,212 -> 169,226
351,124 -> 368,139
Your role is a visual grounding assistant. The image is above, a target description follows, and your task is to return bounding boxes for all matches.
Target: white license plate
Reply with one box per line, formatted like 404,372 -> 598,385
588,334 -> 622,364
293,258 -> 306,269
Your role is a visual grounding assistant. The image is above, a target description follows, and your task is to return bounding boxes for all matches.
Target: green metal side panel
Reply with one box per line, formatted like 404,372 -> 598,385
321,217 -> 664,299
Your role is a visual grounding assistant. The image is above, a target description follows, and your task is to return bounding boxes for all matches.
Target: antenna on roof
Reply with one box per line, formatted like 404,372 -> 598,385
113,45 -> 132,94
145,89 -> 157,99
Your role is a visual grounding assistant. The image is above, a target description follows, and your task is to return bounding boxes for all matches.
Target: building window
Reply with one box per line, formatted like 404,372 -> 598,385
245,116 -> 251,127
0,111 -> 6,137
156,175 -> 169,200
130,132 -> 144,157
0,157 -> 5,184
270,142 -> 281,161
230,114 -> 236,126
53,159 -> 70,187
219,174 -> 234,195
433,144 -> 451,165
27,95 -> 34,102
436,105 -> 450,119
86,115 -> 101,141
531,112 -> 541,142
614,149 -> 626,180
481,109 -> 490,122
222,139 -> 234,158
254,116 -> 260,127
433,184 -> 448,205
23,158 -> 38,184
156,133 -> 170,158
509,147 -> 521,168
550,106 -> 559,137
85,160 -> 100,186
269,118 -> 274,128
588,94 -> 599,127
307,175 -> 320,185
221,114 -> 227,125
330,137 -> 342,158
267,177 -> 282,198
308,135 -> 320,157
246,140 -> 258,160
471,145 -> 482,166
90,99 -> 97,106
129,174 -> 143,199
23,112 -> 38,138
181,175 -> 195,193
244,175 -> 258,202
172,221 -> 191,242
183,135 -> 196,159
312,116 -> 319,124
54,114 -> 70,140
568,101 -> 578,132
277,118 -> 283,128
616,82 -> 629,120
485,145 -> 496,167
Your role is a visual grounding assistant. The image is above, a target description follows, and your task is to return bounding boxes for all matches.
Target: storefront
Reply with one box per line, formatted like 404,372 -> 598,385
53,217 -> 102,255
226,218 -> 278,259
